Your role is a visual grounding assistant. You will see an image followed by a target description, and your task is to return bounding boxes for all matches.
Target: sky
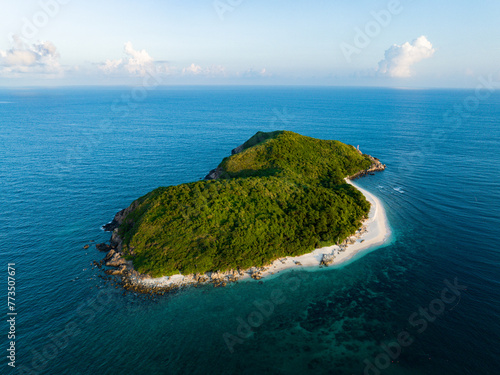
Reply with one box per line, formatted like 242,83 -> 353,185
0,0 -> 499,88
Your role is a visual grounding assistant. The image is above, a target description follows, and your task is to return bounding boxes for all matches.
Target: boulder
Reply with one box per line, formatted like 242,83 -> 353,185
105,269 -> 122,276
96,243 -> 111,252
251,272 -> 262,280
104,249 -> 116,262
110,229 -> 123,251
105,252 -> 127,268
320,253 -> 335,267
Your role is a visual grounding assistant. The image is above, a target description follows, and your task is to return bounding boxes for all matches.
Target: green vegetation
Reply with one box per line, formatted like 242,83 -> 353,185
119,131 -> 373,277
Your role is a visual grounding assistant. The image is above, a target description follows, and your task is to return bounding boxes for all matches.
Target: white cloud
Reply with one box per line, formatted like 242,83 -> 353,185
100,58 -> 123,74
100,42 -> 158,76
181,64 -> 226,77
205,65 -> 226,77
99,43 -> 231,79
123,42 -> 154,75
99,41 -> 232,79
0,36 -> 62,76
237,67 -> 270,78
182,63 -> 203,75
378,36 -> 435,78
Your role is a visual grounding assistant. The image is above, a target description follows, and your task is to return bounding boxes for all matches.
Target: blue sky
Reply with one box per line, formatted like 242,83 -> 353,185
0,0 -> 499,87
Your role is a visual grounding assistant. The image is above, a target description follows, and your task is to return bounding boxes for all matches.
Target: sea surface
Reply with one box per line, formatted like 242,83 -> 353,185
1,87 -> 499,375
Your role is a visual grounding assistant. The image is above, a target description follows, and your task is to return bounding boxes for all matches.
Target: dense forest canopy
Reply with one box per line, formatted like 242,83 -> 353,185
119,131 -> 373,277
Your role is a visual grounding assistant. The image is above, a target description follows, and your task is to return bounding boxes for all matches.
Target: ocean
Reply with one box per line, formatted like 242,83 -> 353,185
1,86 -> 499,375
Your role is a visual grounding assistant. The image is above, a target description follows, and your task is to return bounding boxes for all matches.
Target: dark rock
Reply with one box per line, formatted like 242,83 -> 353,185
103,202 -> 139,232
96,243 -> 111,252
104,249 -> 116,262
204,166 -> 224,180
105,269 -> 123,276
347,154 -> 386,180
110,228 -> 122,250
231,144 -> 244,155
105,252 -> 127,268
102,215 -> 121,231
320,253 -> 335,267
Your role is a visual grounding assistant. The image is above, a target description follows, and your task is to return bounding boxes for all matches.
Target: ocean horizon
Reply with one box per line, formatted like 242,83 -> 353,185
1,86 -> 500,374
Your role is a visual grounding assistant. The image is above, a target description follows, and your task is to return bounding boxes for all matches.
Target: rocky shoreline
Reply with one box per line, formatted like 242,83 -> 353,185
348,147 -> 386,179
97,217 -> 372,294
204,142 -> 247,180
96,145 -> 386,294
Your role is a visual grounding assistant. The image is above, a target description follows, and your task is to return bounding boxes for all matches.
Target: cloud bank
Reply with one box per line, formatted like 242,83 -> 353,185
100,42 -> 231,78
100,42 -> 157,76
0,39 -> 265,82
0,36 -> 62,76
181,63 -> 227,77
378,36 -> 435,78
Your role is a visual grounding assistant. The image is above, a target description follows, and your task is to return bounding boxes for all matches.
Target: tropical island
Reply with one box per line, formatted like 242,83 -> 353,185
98,131 -> 388,292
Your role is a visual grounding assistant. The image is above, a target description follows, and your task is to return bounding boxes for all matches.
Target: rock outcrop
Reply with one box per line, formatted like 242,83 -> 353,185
231,144 -> 244,155
320,253 -> 335,267
102,201 -> 139,232
348,154 -> 386,180
204,166 -> 224,180
96,243 -> 111,252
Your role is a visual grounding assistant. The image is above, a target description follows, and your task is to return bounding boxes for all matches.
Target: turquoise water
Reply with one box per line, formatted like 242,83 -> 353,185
1,87 -> 499,374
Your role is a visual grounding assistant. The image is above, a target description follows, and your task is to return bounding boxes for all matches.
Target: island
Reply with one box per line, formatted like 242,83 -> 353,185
97,130 -> 388,293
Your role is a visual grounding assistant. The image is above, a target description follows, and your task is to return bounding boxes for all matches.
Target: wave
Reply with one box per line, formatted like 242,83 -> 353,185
392,186 -> 405,194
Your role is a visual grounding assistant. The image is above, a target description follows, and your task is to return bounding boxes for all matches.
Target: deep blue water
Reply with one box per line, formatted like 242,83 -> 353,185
1,87 -> 499,375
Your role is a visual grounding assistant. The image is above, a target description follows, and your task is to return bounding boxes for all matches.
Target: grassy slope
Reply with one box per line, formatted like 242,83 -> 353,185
219,131 -> 371,183
119,131 -> 373,277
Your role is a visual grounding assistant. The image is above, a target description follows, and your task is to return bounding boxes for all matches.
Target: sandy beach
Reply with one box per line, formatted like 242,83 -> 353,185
133,178 -> 391,289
